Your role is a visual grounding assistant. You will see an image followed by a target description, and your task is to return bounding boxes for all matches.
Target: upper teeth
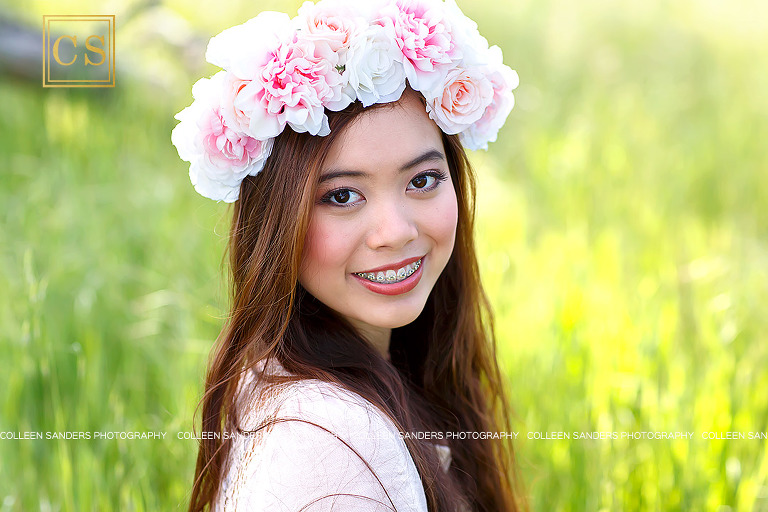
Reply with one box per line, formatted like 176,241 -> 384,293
355,259 -> 421,283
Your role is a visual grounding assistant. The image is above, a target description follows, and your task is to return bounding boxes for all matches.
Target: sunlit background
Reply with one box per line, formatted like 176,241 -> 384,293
1,0 -> 767,510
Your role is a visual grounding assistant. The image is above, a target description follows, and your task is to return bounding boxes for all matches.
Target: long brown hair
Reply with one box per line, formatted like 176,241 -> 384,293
186,92 -> 527,512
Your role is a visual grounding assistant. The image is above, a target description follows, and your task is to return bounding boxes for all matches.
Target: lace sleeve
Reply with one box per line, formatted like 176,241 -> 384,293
215,380 -> 429,512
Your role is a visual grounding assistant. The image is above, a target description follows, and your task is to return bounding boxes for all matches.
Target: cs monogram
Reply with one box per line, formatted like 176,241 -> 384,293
43,15 -> 115,88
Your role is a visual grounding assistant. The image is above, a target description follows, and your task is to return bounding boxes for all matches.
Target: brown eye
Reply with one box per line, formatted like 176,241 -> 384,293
333,190 -> 351,203
320,188 -> 362,207
406,171 -> 448,193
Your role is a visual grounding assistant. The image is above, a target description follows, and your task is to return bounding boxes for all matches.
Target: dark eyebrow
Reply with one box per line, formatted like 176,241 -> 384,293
319,149 -> 445,183
399,149 -> 446,172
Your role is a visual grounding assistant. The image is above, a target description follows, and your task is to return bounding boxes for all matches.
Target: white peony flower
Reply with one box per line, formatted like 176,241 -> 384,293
442,0 -> 491,66
205,12 -> 294,80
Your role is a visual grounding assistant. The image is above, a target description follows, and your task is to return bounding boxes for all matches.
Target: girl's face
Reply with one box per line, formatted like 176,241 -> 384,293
299,91 -> 459,342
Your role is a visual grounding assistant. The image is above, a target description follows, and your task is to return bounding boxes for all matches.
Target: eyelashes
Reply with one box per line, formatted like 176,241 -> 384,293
319,170 -> 449,208
321,188 -> 360,206
409,170 -> 449,191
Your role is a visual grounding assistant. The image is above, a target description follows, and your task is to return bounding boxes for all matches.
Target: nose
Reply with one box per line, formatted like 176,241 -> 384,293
365,198 -> 419,251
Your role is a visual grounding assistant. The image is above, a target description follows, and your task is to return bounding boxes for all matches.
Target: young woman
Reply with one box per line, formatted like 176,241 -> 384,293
172,1 -> 525,510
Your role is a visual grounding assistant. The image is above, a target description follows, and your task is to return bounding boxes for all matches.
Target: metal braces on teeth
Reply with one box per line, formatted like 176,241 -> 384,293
355,259 -> 421,284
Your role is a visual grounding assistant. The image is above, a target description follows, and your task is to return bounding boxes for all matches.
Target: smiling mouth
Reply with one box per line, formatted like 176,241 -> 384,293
353,258 -> 422,284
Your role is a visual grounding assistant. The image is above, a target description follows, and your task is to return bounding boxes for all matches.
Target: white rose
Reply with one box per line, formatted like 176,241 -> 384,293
344,24 -> 407,107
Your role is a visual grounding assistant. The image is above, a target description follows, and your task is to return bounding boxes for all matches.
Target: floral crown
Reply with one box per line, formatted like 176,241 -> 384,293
171,0 -> 519,202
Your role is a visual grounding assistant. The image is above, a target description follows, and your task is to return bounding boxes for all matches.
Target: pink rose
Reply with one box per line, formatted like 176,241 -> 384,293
459,46 -> 519,150
425,65 -> 494,135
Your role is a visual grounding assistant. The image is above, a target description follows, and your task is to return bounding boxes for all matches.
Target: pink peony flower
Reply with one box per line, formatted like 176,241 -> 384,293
374,0 -> 460,92
171,72 -> 273,202
200,110 -> 264,171
225,33 -> 353,139
425,65 -> 494,135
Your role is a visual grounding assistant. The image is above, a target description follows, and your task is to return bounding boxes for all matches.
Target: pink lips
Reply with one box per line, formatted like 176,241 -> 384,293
351,255 -> 425,296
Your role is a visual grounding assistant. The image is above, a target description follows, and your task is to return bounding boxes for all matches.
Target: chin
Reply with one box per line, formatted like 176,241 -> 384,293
363,304 -> 426,330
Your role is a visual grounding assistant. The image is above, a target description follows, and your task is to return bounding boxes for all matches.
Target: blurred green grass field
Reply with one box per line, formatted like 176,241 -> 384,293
1,0 -> 767,510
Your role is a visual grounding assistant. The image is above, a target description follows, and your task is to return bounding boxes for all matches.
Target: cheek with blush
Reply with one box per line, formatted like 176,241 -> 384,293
299,218 -> 328,284
300,215 -> 355,286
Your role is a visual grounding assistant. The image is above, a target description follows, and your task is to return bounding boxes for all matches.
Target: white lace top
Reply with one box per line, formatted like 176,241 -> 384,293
213,358 -> 452,511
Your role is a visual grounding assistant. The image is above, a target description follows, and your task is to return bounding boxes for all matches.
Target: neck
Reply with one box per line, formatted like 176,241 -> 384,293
347,319 -> 391,361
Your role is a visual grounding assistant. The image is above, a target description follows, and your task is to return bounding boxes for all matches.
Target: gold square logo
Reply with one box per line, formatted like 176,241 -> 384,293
43,15 -> 115,88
